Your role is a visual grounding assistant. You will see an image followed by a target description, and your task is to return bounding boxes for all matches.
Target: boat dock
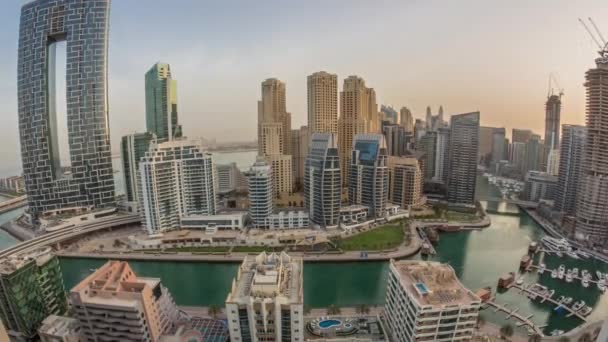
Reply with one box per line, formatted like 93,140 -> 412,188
507,283 -> 587,322
484,298 -> 544,335
528,264 -> 603,286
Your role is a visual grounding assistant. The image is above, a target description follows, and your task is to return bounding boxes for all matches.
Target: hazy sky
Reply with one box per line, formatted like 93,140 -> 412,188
0,0 -> 607,175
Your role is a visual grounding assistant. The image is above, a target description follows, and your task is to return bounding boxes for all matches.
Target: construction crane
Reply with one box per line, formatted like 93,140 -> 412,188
578,17 -> 608,58
547,73 -> 564,99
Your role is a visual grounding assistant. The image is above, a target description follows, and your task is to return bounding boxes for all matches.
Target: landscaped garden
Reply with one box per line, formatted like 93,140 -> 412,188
336,223 -> 407,251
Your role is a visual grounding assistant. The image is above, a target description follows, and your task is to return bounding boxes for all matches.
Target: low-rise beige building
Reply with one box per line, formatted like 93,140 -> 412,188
387,156 -> 424,210
69,261 -> 179,342
226,252 -> 304,342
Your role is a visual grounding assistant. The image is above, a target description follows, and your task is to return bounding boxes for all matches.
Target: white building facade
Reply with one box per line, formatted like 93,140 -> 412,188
138,139 -> 217,234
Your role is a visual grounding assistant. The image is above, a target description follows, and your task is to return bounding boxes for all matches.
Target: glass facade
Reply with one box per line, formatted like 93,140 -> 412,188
18,0 -> 115,218
145,63 -> 182,142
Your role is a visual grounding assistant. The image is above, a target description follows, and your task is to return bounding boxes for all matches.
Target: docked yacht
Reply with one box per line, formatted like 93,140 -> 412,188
564,297 -> 573,305
551,269 -> 558,278
550,330 -> 565,336
538,263 -> 546,274
557,295 -> 565,302
573,300 -> 586,311
541,236 -> 572,251
582,278 -> 590,288
598,280 -> 606,293
567,251 -> 579,259
558,265 -> 566,279
597,271 -> 604,281
580,306 -> 593,316
566,270 -> 573,283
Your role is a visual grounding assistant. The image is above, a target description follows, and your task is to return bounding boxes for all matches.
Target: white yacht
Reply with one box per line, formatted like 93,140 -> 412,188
551,270 -> 558,278
582,278 -> 590,288
598,280 -> 606,292
567,251 -> 579,259
538,263 -> 546,274
566,271 -> 573,283
541,236 -> 571,251
558,265 -> 566,279
516,277 -> 524,285
580,306 -> 593,316
564,297 -> 573,305
596,271 -> 604,281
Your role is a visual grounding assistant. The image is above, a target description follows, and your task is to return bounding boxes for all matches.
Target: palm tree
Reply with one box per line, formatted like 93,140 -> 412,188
208,305 -> 221,318
528,334 -> 542,342
500,323 -> 514,339
327,305 -> 341,315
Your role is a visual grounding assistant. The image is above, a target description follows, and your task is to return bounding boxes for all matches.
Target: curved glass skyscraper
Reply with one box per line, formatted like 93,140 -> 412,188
18,0 -> 115,218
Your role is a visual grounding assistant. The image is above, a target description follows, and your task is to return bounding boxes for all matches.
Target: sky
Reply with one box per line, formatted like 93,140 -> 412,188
0,0 -> 607,175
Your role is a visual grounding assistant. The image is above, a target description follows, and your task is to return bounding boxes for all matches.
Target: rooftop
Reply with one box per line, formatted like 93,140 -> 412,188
227,252 -> 302,304
38,315 -> 80,338
0,247 -> 54,275
391,260 -> 480,307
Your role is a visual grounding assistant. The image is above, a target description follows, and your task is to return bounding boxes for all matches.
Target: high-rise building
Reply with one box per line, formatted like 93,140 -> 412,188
523,134 -> 543,176
425,106 -> 433,129
139,139 -> 217,234
447,112 -> 480,208
291,126 -> 309,188
434,128 -> 450,183
338,76 -> 377,184
121,132 -> 156,203
576,57 -> 608,245
247,159 -> 274,228
349,134 -> 389,218
510,141 -> 527,175
145,62 -> 182,142
478,126 -> 496,164
417,132 -> 437,181
258,78 -> 293,195
546,148 -> 560,176
380,105 -> 398,124
384,260 -> 481,342
387,157 -> 424,210
554,125 -> 586,214
70,261 -> 179,342
382,123 -> 408,157
18,0 -> 115,219
0,248 -> 67,340
523,171 -> 557,202
544,94 -> 561,156
226,252 -> 303,342
512,128 -> 534,144
305,133 -> 341,228
491,128 -> 507,164
217,162 -> 246,195
307,71 -> 338,136
399,107 -> 414,132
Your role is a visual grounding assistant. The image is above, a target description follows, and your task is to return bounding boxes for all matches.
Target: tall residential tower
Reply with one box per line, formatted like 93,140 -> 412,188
145,63 -> 182,141
18,0 -> 115,218
349,134 -> 389,218
307,71 -> 338,136
554,125 -> 586,215
447,112 -> 480,208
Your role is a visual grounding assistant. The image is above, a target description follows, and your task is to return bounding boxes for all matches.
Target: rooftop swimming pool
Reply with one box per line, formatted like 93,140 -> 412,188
415,282 -> 429,295
318,319 -> 341,329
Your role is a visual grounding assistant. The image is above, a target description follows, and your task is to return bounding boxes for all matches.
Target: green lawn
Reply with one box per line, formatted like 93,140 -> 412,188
158,246 -> 231,253
337,224 -> 405,251
231,246 -> 284,253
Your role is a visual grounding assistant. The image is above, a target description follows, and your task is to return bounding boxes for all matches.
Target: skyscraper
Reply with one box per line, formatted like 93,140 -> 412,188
18,0 -> 115,218
291,126 -> 309,188
491,128 -> 507,164
307,71 -> 338,136
349,134 -> 389,218
447,112 -> 480,208
523,134 -> 543,176
226,252 -> 303,342
478,126 -> 496,164
258,78 -> 293,195
69,261 -> 179,342
387,156 -> 424,210
399,107 -> 414,132
338,76 -> 378,184
305,133 -> 341,228
0,248 -> 67,340
139,139 -> 217,234
576,57 -> 608,245
382,123 -> 407,157
425,106 -> 433,129
554,125 -> 586,215
512,128 -> 534,144
380,105 -> 398,124
417,132 -> 437,181
247,159 -> 274,228
434,128 -> 450,183
145,63 -> 182,141
121,132 -> 155,203
544,94 -> 561,155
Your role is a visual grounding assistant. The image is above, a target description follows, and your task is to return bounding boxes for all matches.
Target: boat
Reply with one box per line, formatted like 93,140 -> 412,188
551,270 -> 558,278
541,236 -> 571,251
598,281 -> 606,293
564,297 -> 573,305
516,277 -> 524,285
580,306 -> 593,316
558,265 -> 565,279
556,251 -> 564,258
557,295 -> 565,302
546,289 -> 555,298
538,263 -> 546,274
583,278 -> 590,288
550,330 -> 565,336
573,300 -> 586,311
572,268 -> 579,278
567,251 -> 580,259
597,271 -> 604,280
577,250 -> 591,259
566,271 -> 573,283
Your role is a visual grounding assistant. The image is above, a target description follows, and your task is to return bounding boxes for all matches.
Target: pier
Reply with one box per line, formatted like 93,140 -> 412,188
507,283 -> 587,322
415,226 -> 436,255
0,195 -> 27,214
529,264 -> 604,286
484,298 -> 544,335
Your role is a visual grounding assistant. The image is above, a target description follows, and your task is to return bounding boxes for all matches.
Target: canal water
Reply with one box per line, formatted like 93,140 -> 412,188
1,153 -> 607,334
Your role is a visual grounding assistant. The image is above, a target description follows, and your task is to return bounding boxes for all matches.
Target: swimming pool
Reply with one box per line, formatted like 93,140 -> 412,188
318,319 -> 341,329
